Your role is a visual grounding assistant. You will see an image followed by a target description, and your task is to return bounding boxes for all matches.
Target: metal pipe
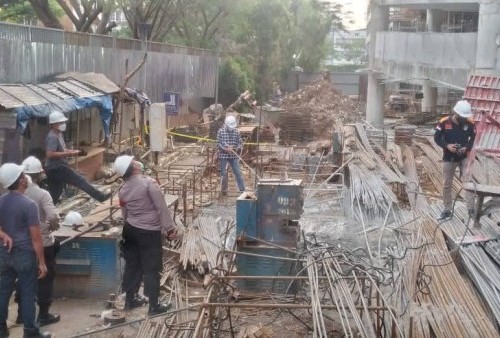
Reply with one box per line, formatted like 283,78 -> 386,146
214,275 -> 368,280
222,249 -> 304,262
255,105 -> 263,189
59,223 -> 104,246
70,305 -> 200,338
202,302 -> 390,311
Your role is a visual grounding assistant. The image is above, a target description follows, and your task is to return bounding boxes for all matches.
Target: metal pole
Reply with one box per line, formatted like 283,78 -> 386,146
215,48 -> 220,106
75,110 -> 79,170
214,275 -> 368,281
202,303 -> 390,311
255,105 -> 262,189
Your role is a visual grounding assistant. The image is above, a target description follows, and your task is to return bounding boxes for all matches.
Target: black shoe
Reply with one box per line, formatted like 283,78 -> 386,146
37,313 -> 60,327
23,330 -> 51,338
438,210 -> 452,220
468,209 -> 476,218
97,192 -> 111,203
134,294 -> 148,305
148,302 -> 172,316
124,297 -> 146,310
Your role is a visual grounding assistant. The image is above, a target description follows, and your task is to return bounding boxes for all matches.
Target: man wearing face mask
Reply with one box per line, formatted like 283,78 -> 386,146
45,111 -> 110,204
0,163 -> 51,338
434,100 -> 476,220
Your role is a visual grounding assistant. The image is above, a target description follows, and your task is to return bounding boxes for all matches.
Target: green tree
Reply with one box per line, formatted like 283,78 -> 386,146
218,57 -> 255,107
0,0 -> 61,26
0,0 -> 117,33
243,0 -> 292,100
291,0 -> 333,72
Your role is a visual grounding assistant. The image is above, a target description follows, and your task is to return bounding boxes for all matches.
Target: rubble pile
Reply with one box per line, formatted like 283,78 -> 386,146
282,78 -> 364,140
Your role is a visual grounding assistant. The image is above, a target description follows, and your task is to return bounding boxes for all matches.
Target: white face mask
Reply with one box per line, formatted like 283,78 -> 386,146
26,175 -> 32,185
58,123 -> 67,132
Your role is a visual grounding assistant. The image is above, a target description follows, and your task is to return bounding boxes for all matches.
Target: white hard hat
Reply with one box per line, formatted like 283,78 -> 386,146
453,100 -> 472,118
62,211 -> 84,226
22,156 -> 43,174
48,111 -> 68,124
225,115 -> 237,129
0,163 -> 24,189
113,155 -> 134,177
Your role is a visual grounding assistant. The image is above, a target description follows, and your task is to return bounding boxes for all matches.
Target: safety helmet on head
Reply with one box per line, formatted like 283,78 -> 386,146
113,155 -> 134,177
225,115 -> 237,129
0,163 -> 24,189
22,156 -> 43,174
453,100 -> 472,118
62,211 -> 84,227
48,111 -> 68,124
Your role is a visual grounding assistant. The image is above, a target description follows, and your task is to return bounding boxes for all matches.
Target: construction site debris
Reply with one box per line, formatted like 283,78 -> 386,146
394,124 -> 417,145
280,78 -> 364,142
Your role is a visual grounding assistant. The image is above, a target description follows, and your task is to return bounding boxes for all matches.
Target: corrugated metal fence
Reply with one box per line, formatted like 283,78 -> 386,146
0,22 -> 217,102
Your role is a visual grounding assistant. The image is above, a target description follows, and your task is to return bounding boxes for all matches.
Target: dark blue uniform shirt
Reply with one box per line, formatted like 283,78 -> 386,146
434,116 -> 475,162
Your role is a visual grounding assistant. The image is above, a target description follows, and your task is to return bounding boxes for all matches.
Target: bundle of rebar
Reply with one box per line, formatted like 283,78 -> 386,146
179,216 -> 222,274
349,163 -> 398,219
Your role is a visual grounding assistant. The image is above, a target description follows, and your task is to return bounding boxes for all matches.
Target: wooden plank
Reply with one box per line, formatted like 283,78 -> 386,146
463,182 -> 500,197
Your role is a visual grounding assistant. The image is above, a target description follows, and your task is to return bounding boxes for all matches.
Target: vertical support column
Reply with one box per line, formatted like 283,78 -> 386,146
426,9 -> 443,32
366,73 -> 385,127
422,80 -> 438,113
366,3 -> 388,127
476,0 -> 500,70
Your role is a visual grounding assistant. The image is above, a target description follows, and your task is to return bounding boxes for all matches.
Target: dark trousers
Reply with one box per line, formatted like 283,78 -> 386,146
46,165 -> 105,204
15,245 -> 57,319
38,245 -> 56,306
0,247 -> 40,336
121,223 -> 162,306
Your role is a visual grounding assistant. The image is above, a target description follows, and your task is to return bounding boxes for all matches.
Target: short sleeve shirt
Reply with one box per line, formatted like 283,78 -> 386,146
0,192 -> 40,251
45,129 -> 67,169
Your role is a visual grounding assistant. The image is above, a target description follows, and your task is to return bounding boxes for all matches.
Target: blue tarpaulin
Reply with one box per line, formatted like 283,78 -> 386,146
14,95 -> 113,137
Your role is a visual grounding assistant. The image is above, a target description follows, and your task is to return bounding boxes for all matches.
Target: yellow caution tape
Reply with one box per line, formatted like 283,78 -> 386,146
166,130 -> 267,146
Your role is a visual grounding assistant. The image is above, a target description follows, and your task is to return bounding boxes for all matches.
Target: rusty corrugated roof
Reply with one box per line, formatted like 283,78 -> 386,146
55,72 -> 120,94
464,75 -> 500,152
0,79 -> 104,110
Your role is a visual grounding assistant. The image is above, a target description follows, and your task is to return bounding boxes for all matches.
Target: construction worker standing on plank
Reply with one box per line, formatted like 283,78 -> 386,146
45,111 -> 110,204
113,155 -> 177,315
14,156 -> 61,327
0,163 -> 51,338
434,100 -> 476,219
217,115 -> 246,195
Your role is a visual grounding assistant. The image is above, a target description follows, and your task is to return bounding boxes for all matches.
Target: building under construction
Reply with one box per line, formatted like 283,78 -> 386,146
0,11 -> 500,338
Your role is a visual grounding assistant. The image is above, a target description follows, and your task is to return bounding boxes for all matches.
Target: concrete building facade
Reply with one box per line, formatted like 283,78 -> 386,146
366,0 -> 500,126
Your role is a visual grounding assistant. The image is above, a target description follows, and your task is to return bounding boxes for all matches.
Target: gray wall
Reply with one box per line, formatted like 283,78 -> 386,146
282,72 -> 363,96
0,23 -> 217,102
374,31 -> 478,89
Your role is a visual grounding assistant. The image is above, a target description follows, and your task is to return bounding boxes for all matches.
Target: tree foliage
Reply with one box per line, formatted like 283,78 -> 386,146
218,57 -> 255,107
1,0 -> 348,100
119,0 -> 186,41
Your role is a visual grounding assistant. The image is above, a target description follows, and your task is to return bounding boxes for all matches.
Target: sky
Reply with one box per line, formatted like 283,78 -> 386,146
335,0 -> 369,30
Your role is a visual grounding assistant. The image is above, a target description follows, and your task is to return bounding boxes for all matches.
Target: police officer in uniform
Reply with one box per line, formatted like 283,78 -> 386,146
113,156 -> 177,315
